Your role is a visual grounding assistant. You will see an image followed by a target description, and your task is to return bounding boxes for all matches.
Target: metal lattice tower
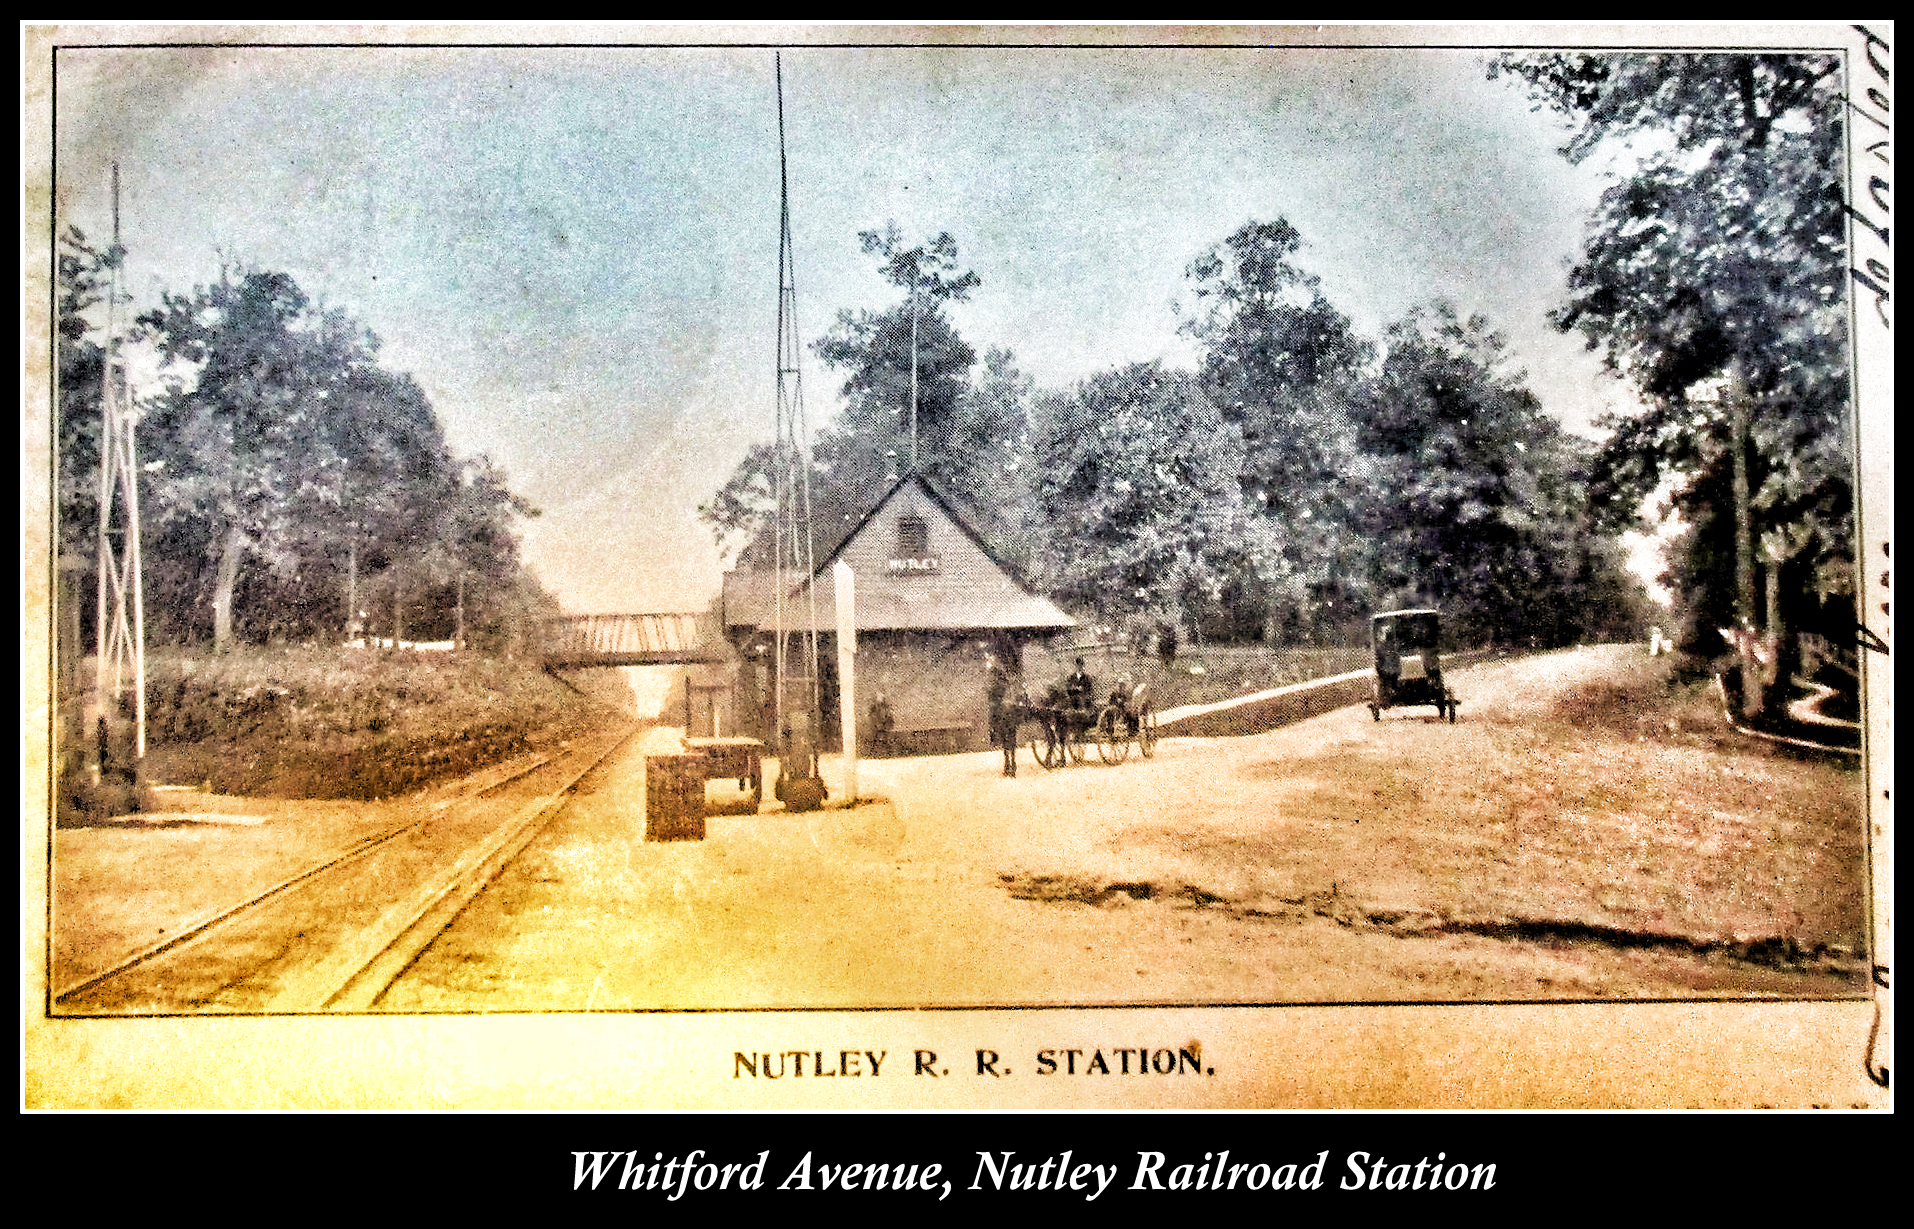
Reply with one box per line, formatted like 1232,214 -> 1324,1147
772,53 -> 822,747
93,162 -> 146,758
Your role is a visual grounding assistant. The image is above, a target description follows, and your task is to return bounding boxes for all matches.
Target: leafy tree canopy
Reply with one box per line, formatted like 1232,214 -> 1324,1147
55,226 -> 117,559
119,264 -> 537,650
705,216 -> 1649,654
1178,219 -> 1375,637
1031,362 -> 1258,628
704,223 -> 1006,569
812,222 -> 981,454
1354,303 -> 1632,646
1490,52 -> 1851,605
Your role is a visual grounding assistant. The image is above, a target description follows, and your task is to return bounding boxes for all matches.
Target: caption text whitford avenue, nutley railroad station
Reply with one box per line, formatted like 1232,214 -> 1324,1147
573,1150 -> 1498,1199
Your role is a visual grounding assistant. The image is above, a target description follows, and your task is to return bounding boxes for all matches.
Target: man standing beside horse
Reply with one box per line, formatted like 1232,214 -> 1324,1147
985,646 -> 1023,778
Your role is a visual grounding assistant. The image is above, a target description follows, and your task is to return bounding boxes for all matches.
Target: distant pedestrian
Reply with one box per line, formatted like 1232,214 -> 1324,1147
868,693 -> 894,757
1156,622 -> 1178,670
986,652 -> 1021,777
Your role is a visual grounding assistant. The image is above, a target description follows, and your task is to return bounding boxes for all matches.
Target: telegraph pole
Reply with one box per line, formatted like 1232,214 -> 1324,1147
908,276 -> 919,471
1727,359 -> 1757,640
771,52 -> 825,804
94,161 -> 147,761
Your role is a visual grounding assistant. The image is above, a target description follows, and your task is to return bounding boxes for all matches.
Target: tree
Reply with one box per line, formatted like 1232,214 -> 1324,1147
815,222 -> 982,462
1030,362 -> 1258,629
935,347 -> 1041,575
415,455 -> 541,646
700,441 -> 780,568
55,226 -> 115,568
324,362 -> 453,643
699,418 -> 902,573
1179,219 -> 1375,640
1352,304 -> 1634,647
138,268 -> 356,650
137,266 -> 534,651
1490,52 -> 1851,712
703,223 -> 991,567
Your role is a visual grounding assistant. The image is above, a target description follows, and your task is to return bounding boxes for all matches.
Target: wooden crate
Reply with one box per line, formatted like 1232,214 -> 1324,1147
644,754 -> 706,841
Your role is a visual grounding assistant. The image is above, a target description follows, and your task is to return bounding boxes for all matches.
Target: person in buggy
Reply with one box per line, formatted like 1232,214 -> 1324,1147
1063,657 -> 1095,711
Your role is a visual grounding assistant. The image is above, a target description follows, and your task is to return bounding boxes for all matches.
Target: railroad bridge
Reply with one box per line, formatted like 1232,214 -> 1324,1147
537,613 -> 730,668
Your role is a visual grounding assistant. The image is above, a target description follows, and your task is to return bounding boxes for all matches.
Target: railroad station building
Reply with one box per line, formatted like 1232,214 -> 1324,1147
719,473 -> 1076,753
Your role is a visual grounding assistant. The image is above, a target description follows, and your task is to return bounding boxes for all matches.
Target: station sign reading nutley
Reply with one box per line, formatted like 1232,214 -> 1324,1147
887,557 -> 941,574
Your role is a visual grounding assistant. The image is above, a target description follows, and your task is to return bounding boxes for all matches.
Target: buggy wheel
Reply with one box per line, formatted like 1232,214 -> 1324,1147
1137,704 -> 1158,757
1066,723 -> 1089,764
1028,721 -> 1060,770
1095,706 -> 1131,764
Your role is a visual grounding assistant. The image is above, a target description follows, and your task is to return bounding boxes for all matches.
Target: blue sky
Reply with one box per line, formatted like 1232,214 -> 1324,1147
53,33 -> 1665,614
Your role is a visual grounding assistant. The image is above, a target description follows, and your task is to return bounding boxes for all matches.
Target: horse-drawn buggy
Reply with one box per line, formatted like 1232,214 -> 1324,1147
1018,663 -> 1159,768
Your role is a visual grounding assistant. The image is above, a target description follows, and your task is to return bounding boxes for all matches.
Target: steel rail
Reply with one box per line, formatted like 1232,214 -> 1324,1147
50,745 -> 576,1006
287,727 -> 636,1012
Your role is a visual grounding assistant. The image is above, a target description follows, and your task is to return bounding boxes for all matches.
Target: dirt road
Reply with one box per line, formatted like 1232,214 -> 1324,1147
380,646 -> 1866,1009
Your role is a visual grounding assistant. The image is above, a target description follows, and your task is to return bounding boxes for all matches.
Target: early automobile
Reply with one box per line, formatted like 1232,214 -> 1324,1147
1367,608 -> 1457,723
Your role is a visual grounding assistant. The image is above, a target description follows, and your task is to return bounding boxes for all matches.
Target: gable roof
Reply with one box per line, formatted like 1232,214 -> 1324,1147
816,472 -> 1038,588
722,471 -> 1075,635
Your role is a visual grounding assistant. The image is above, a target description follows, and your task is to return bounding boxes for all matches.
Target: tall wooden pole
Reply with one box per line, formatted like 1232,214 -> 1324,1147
908,283 -> 919,472
93,168 -> 116,712
1728,359 -> 1757,638
1726,359 -> 1763,718
834,561 -> 857,802
124,359 -> 147,757
345,529 -> 358,641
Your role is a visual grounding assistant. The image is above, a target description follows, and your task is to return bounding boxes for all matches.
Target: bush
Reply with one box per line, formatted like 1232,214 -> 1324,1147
135,645 -> 634,798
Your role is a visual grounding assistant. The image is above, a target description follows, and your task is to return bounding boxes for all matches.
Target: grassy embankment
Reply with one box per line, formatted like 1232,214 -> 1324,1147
127,646 -> 638,803
1022,642 -> 1371,710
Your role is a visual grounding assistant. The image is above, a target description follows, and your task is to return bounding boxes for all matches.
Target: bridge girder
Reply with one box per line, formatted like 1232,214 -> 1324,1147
538,613 -> 728,669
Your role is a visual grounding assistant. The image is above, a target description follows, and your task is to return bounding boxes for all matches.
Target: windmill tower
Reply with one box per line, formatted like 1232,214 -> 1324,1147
93,161 -> 147,766
770,53 -> 826,808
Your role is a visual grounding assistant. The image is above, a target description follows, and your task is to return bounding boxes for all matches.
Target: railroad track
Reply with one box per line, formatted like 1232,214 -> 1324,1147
53,728 -> 638,1014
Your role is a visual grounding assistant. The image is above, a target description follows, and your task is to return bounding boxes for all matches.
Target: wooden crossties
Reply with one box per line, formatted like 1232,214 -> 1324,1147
538,612 -> 729,668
